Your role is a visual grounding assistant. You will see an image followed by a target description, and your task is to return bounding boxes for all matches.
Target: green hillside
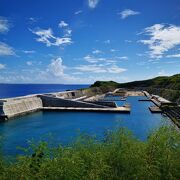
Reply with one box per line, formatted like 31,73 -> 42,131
91,80 -> 119,88
118,74 -> 180,90
91,74 -> 180,104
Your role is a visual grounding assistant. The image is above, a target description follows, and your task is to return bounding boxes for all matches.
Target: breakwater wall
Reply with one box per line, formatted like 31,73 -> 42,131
0,96 -> 43,120
0,88 -> 117,120
84,101 -> 117,108
39,95 -> 108,108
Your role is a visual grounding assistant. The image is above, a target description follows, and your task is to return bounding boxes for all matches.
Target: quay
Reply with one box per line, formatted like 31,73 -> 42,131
149,106 -> 162,113
42,106 -> 130,113
0,88 -> 132,121
143,91 -> 180,127
0,88 -> 179,128
138,99 -> 151,101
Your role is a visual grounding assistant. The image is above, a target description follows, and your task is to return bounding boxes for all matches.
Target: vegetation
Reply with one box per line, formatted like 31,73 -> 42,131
91,80 -> 119,88
118,74 -> 180,90
0,126 -> 179,179
91,74 -> 180,104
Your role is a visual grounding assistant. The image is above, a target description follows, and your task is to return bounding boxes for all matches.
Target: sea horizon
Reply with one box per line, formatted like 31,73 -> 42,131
0,84 -> 90,99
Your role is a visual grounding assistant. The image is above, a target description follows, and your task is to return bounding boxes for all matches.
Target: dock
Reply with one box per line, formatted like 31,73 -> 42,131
42,106 -> 131,113
138,99 -> 151,101
149,106 -> 162,113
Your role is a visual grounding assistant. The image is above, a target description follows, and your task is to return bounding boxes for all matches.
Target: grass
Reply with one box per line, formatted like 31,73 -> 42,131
0,126 -> 180,179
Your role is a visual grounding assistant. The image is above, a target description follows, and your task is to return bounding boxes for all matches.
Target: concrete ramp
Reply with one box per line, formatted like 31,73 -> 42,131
39,95 -> 110,108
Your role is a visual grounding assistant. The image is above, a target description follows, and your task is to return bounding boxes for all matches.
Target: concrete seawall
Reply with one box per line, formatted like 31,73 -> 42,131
39,95 -> 109,108
0,88 -> 132,121
0,96 -> 43,120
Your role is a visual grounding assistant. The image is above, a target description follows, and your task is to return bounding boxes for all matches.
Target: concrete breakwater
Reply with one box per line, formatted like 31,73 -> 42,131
0,96 -> 43,120
0,89 -> 130,121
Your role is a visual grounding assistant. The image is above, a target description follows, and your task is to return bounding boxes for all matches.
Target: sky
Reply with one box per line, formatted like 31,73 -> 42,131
0,0 -> 180,84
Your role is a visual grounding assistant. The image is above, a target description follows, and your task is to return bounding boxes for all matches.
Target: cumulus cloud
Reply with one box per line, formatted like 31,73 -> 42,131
31,28 -> 72,47
139,24 -> 180,58
46,57 -> 78,82
47,57 -> 65,77
88,0 -> 99,9
119,9 -> 140,19
58,21 -> 68,28
0,42 -> 15,56
0,16 -> 10,33
0,63 -> 5,69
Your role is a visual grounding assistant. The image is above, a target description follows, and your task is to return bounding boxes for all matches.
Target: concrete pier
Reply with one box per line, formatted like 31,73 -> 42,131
149,106 -> 162,113
42,106 -> 130,113
0,89 -> 131,121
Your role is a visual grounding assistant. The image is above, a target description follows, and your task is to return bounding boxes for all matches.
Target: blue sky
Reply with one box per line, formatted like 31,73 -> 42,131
0,0 -> 180,84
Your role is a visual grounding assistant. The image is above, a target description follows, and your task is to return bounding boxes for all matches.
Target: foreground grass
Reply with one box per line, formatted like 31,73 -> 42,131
0,126 -> 180,179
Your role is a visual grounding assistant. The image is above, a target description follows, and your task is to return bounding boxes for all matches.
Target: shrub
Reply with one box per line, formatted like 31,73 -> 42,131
0,126 -> 179,179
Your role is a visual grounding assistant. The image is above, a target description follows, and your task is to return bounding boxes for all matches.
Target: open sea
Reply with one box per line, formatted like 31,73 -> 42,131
0,84 -> 172,156
0,84 -> 89,99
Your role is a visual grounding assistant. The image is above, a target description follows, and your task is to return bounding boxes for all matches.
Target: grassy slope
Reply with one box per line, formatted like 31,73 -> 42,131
90,74 -> 180,104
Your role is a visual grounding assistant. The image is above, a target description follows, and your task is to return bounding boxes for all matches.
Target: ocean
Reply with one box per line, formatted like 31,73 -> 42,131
0,84 -> 89,99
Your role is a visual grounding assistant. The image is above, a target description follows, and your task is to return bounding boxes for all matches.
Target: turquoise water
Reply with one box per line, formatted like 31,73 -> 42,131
0,96 -> 171,156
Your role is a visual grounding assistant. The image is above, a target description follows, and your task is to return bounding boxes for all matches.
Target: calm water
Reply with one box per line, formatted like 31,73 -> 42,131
0,96 -> 171,156
0,84 -> 89,99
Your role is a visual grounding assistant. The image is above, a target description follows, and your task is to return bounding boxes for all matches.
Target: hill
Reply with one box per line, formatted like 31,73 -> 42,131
90,74 -> 180,104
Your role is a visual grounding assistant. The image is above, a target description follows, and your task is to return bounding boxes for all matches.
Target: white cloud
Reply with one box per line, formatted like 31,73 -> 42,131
46,57 -> 78,82
92,49 -> 102,54
64,29 -> 72,37
0,17 -> 10,33
58,21 -> 68,28
31,28 -> 72,47
83,55 -> 117,63
75,10 -> 83,15
158,70 -> 172,76
28,17 -> 38,24
125,40 -> 132,43
104,40 -> 111,44
75,64 -> 126,74
166,54 -> 180,58
23,50 -> 35,54
88,0 -> 99,9
139,24 -> 180,58
0,63 -> 5,69
119,9 -> 140,19
26,61 -> 33,66
84,55 -> 105,63
0,42 -> 15,56
48,57 -> 65,77
110,49 -> 119,52
116,56 -> 128,60
108,65 -> 127,74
